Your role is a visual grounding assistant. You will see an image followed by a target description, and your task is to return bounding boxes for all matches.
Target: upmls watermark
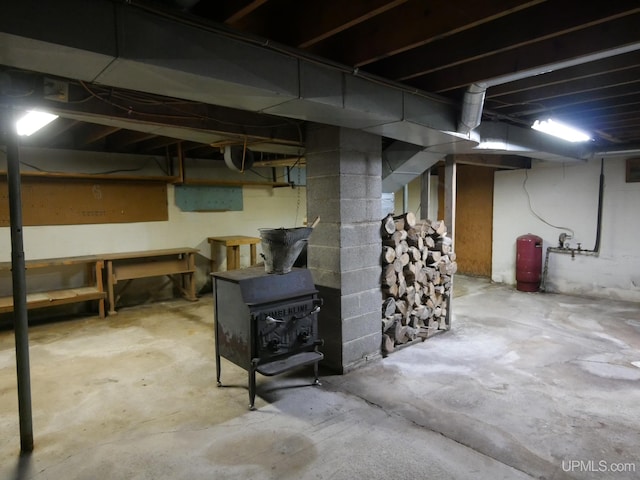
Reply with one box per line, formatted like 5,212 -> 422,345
562,460 -> 637,474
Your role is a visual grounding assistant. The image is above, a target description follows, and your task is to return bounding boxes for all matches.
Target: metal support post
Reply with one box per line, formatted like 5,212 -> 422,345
3,106 -> 34,452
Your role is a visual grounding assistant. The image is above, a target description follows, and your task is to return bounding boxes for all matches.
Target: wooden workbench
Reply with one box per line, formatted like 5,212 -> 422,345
0,255 -> 106,318
208,236 -> 261,271
102,248 -> 199,315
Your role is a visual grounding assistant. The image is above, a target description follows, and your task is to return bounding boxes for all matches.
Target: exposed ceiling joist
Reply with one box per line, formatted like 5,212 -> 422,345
308,0 -> 545,67
4,0 -> 640,174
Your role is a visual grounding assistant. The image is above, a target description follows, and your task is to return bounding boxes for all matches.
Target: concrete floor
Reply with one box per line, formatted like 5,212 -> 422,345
1,275 -> 639,480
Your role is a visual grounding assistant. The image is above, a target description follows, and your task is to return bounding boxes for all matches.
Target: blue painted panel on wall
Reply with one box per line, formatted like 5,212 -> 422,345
288,166 -> 306,186
174,185 -> 243,211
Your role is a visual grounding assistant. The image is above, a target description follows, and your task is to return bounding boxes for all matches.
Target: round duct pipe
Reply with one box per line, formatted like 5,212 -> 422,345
458,82 -> 487,135
224,145 -> 254,172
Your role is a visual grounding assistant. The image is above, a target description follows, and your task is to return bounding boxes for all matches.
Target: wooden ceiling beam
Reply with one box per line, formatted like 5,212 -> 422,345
493,83 -> 640,119
225,0 -> 269,25
10,79 -> 303,147
181,141 -> 212,152
486,69 -> 640,110
558,98 -> 640,128
368,2 -> 640,83
407,12 -> 640,93
107,130 -> 157,150
219,0 -> 407,49
487,51 -> 640,98
135,136 -> 181,153
560,104 -> 640,125
295,0 -> 408,49
593,117 -> 640,130
76,124 -> 122,148
308,0 -> 544,67
190,0 -> 269,25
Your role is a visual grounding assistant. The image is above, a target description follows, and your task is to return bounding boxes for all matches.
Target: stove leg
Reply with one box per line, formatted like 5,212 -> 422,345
215,352 -> 222,387
312,361 -> 322,386
249,367 -> 257,410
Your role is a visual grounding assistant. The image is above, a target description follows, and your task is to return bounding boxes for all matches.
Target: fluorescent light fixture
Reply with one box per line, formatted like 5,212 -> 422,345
16,110 -> 58,136
531,118 -> 591,143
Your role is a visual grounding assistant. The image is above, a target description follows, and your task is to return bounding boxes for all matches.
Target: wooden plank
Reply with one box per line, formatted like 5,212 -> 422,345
105,249 -> 198,314
0,171 -> 176,183
310,0 -> 544,66
208,236 -> 261,246
112,259 -> 193,281
182,178 -> 291,188
0,178 -> 168,226
0,254 -> 101,271
0,287 -> 106,313
101,248 -> 198,260
455,164 -> 495,277
225,0 -> 269,24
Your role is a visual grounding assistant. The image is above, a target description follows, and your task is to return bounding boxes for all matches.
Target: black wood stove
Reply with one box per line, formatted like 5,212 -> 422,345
212,266 -> 323,409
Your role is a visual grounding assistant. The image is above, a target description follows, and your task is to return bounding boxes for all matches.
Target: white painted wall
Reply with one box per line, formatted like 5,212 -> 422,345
0,149 -> 306,292
493,156 -> 640,302
1,184 -> 303,259
393,174 -> 439,220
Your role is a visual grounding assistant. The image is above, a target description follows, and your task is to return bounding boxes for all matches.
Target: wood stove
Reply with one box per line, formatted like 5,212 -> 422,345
212,266 -> 323,409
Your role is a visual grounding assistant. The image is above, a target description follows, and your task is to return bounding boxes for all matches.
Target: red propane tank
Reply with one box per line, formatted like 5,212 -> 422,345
516,234 -> 543,292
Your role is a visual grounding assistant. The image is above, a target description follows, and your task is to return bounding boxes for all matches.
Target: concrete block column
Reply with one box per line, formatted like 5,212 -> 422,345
306,124 -> 382,373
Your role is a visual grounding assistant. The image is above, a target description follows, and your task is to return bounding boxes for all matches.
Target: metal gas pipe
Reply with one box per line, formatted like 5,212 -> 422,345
540,159 -> 604,291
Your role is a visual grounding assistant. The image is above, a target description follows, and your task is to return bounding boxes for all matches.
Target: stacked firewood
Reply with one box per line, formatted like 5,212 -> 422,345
380,212 -> 456,355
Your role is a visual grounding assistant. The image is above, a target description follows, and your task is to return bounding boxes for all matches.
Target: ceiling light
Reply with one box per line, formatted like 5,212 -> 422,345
16,110 -> 58,136
531,118 -> 591,143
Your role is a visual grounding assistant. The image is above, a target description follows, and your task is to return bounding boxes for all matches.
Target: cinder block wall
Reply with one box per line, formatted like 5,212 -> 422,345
306,124 -> 382,373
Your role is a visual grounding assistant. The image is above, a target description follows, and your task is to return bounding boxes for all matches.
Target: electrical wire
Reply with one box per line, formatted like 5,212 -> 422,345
522,169 -> 574,237
78,81 -> 302,130
19,157 -> 162,175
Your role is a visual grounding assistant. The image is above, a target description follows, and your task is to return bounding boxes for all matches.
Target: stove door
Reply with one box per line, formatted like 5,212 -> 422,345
255,297 -> 320,362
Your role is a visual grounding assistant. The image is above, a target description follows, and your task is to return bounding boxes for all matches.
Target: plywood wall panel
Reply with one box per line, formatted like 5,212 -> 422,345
0,178 -> 167,226
455,165 -> 495,277
438,163 -> 495,277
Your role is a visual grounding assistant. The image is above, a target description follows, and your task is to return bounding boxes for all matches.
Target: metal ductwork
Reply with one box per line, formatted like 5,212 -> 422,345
382,141 -> 443,193
1,0 -> 628,193
457,41 -> 640,149
458,82 -> 487,135
0,0 -> 460,145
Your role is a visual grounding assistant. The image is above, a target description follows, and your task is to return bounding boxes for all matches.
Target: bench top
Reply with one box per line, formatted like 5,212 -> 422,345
0,248 -> 199,270
208,236 -> 261,246
0,255 -> 102,270
101,248 -> 199,261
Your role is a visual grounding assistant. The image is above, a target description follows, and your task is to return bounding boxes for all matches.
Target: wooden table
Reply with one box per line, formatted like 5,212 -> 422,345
208,236 -> 261,271
102,248 -> 198,315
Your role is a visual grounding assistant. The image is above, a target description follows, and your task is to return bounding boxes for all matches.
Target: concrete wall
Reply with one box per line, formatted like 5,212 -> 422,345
306,125 -> 382,373
493,156 -> 640,302
0,148 -> 306,295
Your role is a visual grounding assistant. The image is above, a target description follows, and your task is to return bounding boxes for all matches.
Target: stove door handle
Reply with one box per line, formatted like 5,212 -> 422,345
265,315 -> 284,325
293,305 -> 321,321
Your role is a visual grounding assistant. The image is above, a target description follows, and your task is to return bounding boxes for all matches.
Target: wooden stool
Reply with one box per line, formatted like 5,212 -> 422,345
208,236 -> 261,271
